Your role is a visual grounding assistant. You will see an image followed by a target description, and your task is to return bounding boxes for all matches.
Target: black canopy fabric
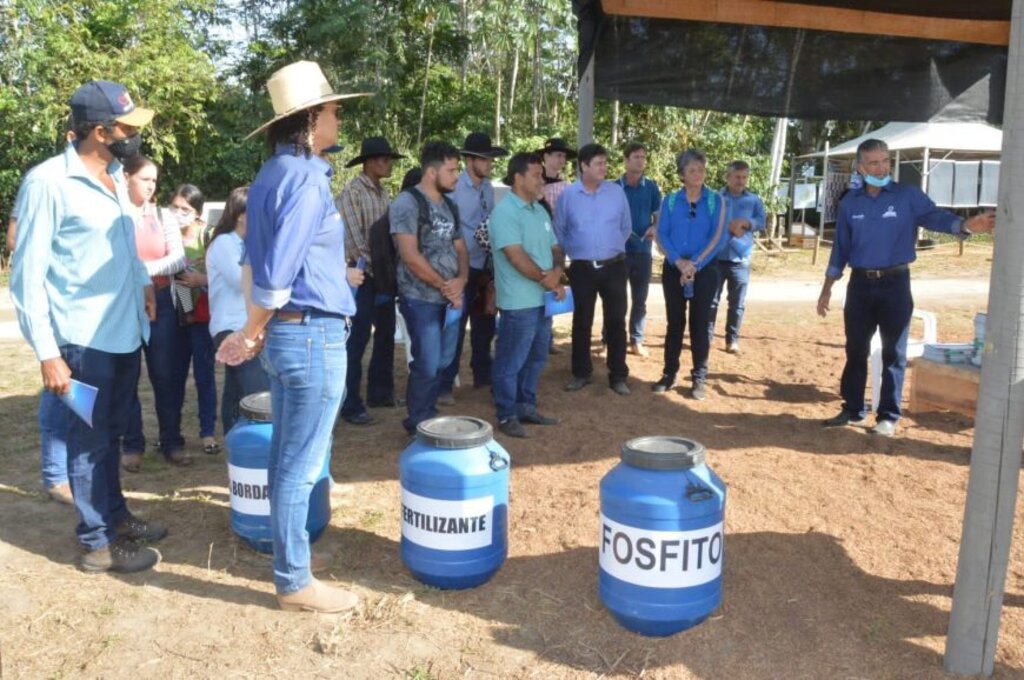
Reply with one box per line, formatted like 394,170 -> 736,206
573,1 -> 1009,123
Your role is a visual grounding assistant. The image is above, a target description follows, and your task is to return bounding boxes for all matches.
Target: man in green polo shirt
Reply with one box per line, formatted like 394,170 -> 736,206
490,152 -> 566,438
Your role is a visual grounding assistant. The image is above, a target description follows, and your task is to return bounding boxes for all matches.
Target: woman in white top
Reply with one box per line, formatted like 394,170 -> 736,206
206,186 -> 268,432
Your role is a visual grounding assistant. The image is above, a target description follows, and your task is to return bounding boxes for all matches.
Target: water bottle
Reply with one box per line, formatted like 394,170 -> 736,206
683,281 -> 694,299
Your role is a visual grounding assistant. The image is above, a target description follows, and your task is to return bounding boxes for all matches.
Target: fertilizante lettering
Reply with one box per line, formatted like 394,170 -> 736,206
402,504 -> 487,534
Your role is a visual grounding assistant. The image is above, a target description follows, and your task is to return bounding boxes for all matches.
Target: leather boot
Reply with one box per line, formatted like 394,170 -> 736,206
277,579 -> 359,613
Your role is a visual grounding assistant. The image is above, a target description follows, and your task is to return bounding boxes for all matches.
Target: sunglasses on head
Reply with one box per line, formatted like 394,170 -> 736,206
688,201 -> 698,219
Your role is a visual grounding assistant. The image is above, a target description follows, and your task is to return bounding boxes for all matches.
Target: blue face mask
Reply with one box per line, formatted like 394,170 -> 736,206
863,174 -> 892,188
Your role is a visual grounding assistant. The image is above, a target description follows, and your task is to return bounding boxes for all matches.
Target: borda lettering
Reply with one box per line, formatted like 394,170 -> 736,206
599,515 -> 724,589
231,480 -> 269,501
402,504 -> 487,534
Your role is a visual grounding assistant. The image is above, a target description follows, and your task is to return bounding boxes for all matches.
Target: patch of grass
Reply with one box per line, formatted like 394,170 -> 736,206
359,509 -> 386,530
404,665 -> 439,680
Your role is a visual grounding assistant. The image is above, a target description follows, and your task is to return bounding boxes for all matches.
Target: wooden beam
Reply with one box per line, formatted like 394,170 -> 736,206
602,0 -> 1010,47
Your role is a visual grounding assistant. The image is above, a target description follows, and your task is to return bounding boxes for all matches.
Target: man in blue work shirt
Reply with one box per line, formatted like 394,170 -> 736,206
439,132 -> 507,404
617,142 -> 661,357
709,160 -> 766,354
555,143 -> 633,395
11,81 -> 165,573
817,138 -> 994,437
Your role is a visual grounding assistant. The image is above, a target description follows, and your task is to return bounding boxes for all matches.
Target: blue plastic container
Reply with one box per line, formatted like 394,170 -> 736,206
599,436 -> 726,636
399,416 -> 510,589
225,392 -> 332,554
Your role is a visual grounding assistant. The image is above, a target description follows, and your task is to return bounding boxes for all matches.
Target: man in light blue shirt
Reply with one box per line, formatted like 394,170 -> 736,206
708,160 -> 766,354
439,132 -> 507,402
11,81 -> 164,574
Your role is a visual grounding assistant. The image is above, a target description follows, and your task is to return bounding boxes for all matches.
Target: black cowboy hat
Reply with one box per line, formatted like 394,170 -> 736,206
460,132 -> 509,159
535,137 -> 577,159
345,136 -> 406,168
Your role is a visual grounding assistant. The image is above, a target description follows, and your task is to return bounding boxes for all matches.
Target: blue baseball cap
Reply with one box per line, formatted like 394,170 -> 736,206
69,81 -> 154,127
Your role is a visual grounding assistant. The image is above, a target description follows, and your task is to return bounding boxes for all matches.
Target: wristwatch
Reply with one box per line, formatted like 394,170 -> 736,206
960,219 -> 974,236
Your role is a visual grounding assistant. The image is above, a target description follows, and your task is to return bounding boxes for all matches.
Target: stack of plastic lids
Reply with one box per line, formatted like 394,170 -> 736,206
972,313 -> 986,367
923,343 -> 975,364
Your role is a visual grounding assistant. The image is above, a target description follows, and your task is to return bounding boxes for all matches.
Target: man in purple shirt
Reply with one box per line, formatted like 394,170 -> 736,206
554,143 -> 633,395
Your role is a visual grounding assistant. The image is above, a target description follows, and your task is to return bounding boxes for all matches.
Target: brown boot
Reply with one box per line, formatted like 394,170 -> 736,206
277,579 -> 359,613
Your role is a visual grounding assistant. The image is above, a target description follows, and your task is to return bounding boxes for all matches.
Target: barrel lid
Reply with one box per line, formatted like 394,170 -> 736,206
416,416 -> 493,449
621,436 -> 706,470
239,392 -> 273,423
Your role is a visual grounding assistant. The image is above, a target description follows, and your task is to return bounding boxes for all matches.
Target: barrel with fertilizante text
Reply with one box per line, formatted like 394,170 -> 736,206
225,392 -> 332,553
399,416 -> 510,589
599,436 -> 726,636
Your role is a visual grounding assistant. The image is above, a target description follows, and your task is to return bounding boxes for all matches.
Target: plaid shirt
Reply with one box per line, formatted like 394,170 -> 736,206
336,172 -> 390,276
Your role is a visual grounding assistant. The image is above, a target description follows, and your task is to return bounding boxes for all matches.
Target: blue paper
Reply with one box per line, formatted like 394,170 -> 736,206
444,304 -> 463,328
544,286 -> 575,317
61,379 -> 97,428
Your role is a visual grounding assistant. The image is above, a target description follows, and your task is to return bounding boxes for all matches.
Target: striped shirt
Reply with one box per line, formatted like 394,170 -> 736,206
336,172 -> 390,276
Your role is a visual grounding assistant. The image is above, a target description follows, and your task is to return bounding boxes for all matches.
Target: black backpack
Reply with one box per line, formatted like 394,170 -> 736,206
369,188 -> 460,296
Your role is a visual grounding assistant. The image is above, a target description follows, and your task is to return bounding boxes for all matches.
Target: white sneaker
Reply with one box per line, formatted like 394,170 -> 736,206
872,420 -> 897,437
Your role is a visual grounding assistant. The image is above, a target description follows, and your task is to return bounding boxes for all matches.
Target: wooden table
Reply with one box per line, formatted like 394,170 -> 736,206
908,358 -> 981,418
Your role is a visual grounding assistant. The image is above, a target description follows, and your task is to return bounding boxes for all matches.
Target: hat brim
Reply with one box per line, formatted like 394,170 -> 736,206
245,92 -> 373,140
536,147 -> 577,159
344,152 -> 406,168
116,107 -> 154,128
461,148 -> 509,159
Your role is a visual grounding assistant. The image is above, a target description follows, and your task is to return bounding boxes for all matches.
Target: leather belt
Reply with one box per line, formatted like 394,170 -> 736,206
274,310 -> 350,324
573,253 -> 625,269
851,264 -> 909,280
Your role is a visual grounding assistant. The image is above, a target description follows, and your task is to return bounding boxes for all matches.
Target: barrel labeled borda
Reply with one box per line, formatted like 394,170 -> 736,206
225,392 -> 331,553
599,436 -> 726,636
400,416 -> 510,589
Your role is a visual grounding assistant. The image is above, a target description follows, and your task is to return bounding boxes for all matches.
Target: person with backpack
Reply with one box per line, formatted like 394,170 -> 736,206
653,149 -> 728,401
390,141 -> 469,436
335,137 -> 406,425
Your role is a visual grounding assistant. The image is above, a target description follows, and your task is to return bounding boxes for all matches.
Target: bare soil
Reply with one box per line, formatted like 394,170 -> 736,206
1,258 -> 1022,679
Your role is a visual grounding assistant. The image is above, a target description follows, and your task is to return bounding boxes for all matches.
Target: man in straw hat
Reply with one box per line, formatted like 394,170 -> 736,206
336,137 -> 406,426
11,80 -> 165,573
438,131 -> 508,404
219,60 -> 368,612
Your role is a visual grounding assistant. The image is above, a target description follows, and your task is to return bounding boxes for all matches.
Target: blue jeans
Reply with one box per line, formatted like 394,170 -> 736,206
170,321 -> 218,447
124,286 -> 177,454
38,390 -> 68,488
840,270 -> 913,422
341,275 -> 397,417
259,313 -> 348,594
492,306 -> 552,422
60,344 -> 141,550
399,297 -> 460,433
441,267 -> 496,391
626,252 -> 653,344
708,260 -> 751,346
214,331 -> 270,434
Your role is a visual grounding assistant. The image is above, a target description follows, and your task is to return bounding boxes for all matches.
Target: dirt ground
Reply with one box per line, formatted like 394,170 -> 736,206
1,254 -> 1023,679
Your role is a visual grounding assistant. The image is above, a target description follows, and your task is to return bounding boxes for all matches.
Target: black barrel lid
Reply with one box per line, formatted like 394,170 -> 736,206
416,416 -> 493,449
239,392 -> 273,423
621,436 -> 706,470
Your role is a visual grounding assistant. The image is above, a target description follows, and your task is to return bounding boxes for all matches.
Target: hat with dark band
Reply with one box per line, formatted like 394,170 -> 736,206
460,132 -> 509,159
345,136 -> 406,168
535,137 -> 577,159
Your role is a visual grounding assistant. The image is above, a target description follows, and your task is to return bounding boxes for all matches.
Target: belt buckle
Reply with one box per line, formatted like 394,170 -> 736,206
591,259 -> 604,269
866,269 -> 883,280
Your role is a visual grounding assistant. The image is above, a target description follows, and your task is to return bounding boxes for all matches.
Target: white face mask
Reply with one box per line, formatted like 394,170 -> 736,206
170,209 -> 193,229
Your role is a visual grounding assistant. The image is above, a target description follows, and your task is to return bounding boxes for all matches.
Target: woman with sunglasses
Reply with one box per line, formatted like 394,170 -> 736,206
653,149 -> 728,401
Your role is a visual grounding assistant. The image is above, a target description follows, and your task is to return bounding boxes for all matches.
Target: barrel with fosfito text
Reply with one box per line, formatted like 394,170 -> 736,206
225,392 -> 331,554
599,437 -> 726,636
400,416 -> 510,589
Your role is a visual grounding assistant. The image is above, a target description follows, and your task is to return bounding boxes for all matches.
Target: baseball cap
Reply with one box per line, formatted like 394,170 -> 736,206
70,81 -> 154,128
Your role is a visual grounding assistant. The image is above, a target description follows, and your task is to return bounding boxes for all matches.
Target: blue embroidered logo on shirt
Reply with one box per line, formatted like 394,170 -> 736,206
882,205 -> 898,218
851,213 -> 866,220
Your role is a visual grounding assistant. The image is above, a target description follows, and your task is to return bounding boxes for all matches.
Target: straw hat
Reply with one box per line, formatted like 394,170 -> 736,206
245,61 -> 370,140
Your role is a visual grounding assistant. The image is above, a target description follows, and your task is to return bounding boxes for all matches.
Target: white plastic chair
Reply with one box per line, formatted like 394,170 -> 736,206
869,309 -> 937,412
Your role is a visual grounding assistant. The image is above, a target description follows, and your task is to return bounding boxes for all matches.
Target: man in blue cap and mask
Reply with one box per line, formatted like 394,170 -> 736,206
11,80 -> 166,573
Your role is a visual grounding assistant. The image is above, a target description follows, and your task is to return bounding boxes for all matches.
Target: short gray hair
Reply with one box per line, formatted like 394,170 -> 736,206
856,138 -> 889,165
676,148 -> 706,174
726,160 -> 750,174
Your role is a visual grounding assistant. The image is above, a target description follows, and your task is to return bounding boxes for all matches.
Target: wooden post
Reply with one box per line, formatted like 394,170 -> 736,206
785,156 -> 796,247
894,149 -> 901,181
812,141 -> 829,265
945,0 -> 1024,673
578,53 -> 595,148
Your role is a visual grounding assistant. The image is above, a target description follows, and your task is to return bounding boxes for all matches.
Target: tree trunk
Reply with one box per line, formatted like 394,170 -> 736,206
508,47 -> 519,123
612,99 -> 620,146
416,21 -> 435,147
494,68 -> 503,145
532,15 -> 540,130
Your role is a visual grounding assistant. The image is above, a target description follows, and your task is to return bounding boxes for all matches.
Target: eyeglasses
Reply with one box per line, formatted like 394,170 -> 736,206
688,201 -> 698,219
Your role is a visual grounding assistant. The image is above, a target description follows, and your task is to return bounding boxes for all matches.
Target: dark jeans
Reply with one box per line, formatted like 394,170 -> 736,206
492,306 -> 552,422
661,262 -> 720,383
60,344 -> 140,550
568,258 -> 628,385
123,286 -> 177,455
173,320 -> 218,445
840,270 -> 913,422
626,252 -> 653,345
441,267 -> 496,391
341,275 -> 396,417
214,330 -> 270,434
399,297 -> 461,433
708,260 -> 751,346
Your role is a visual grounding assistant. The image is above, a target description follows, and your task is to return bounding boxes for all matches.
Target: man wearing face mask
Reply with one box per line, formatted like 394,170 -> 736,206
11,81 -> 163,573
817,138 -> 995,438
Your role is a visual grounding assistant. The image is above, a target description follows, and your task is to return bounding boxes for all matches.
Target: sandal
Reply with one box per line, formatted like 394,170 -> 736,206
122,453 -> 143,474
166,450 -> 193,467
202,438 -> 221,455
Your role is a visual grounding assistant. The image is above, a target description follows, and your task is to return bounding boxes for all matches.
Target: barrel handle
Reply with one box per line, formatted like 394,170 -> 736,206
685,483 -> 714,502
488,449 -> 509,471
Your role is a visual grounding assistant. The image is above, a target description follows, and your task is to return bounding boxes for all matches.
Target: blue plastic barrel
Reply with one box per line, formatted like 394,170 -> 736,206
225,392 -> 332,553
599,436 -> 726,636
399,416 -> 510,589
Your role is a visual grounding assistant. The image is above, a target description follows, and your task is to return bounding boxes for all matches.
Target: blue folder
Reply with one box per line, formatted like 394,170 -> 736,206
544,286 -> 574,317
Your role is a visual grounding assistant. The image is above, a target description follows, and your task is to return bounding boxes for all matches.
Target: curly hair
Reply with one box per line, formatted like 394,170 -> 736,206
266,105 -> 323,157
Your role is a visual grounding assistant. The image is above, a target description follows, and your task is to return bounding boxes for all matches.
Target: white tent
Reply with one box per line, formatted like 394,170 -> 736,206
823,121 -> 1003,157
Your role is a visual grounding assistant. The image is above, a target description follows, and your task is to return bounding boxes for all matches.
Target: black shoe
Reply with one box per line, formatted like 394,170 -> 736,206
691,382 -> 708,401
343,411 -> 375,426
117,513 -> 169,543
368,397 -> 404,408
80,536 -> 161,574
823,411 -> 867,427
611,382 -> 631,396
651,375 -> 675,394
520,412 -> 559,425
563,376 -> 592,392
498,419 -> 529,438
